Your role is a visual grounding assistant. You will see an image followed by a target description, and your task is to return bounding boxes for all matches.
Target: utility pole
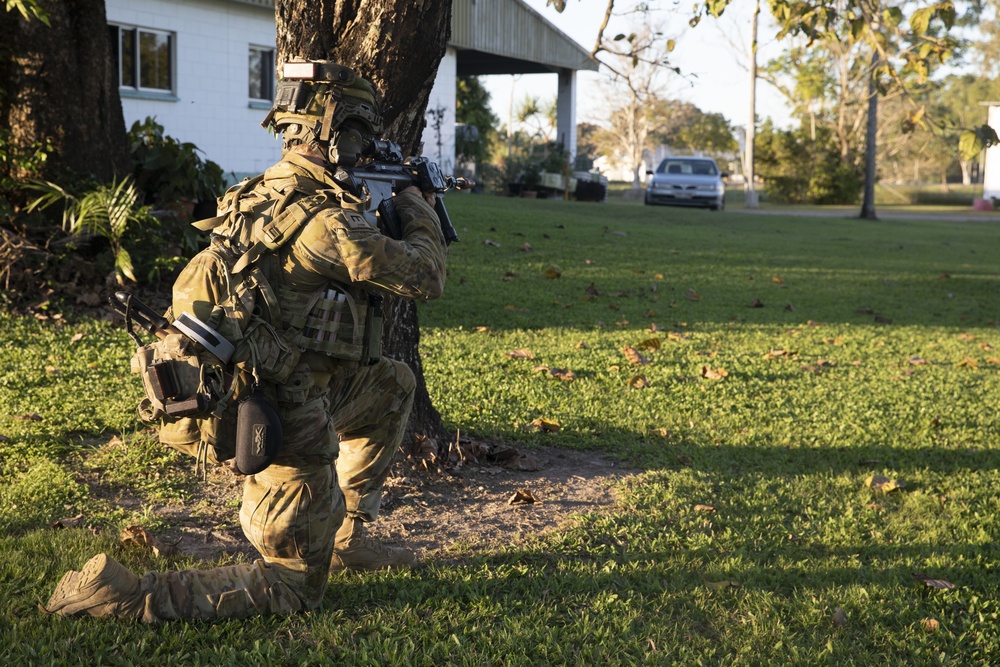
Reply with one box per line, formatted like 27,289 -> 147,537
744,0 -> 760,208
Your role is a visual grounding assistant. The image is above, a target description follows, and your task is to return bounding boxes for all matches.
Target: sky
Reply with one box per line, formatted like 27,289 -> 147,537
481,0 -> 797,135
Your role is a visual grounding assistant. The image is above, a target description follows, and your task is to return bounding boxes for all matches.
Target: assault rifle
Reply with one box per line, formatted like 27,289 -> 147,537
342,140 -> 473,245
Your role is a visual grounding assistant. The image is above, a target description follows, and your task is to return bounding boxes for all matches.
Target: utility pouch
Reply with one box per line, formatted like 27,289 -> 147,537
363,294 -> 384,365
132,334 -> 223,422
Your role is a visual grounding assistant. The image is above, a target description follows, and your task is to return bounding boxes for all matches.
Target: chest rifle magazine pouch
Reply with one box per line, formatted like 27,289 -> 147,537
234,387 -> 283,475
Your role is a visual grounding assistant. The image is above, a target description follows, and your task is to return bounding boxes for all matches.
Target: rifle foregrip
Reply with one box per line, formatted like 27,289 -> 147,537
434,197 -> 460,245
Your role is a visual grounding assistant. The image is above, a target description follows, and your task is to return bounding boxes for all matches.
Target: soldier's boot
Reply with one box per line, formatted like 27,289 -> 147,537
43,553 -> 146,619
329,517 -> 416,573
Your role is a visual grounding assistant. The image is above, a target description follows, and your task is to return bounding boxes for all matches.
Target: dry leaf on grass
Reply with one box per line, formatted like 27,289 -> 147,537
832,608 -> 848,627
542,266 -> 562,279
483,239 -> 501,247
120,525 -> 180,558
957,358 -> 979,369
585,282 -> 601,297
623,345 -> 650,366
70,332 -> 85,343
764,349 -> 796,360
693,504 -> 715,512
525,418 -> 561,433
628,375 -> 650,389
533,365 -> 576,382
505,349 -> 535,360
635,338 -> 662,351
700,366 -> 728,380
14,413 -> 43,421
51,514 -> 85,529
521,243 -> 533,252
705,580 -> 739,590
912,573 -> 956,590
921,618 -> 940,632
475,326 -> 493,333
908,357 -> 929,366
575,340 -> 589,350
867,474 -> 906,492
686,289 -> 702,302
508,488 -> 541,506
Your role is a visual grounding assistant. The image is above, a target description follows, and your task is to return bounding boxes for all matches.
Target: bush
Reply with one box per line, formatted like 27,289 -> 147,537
756,122 -> 862,205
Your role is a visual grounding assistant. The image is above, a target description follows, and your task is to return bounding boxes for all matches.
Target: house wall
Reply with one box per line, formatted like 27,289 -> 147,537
106,0 -> 282,179
984,106 -> 1000,200
419,47 -> 457,175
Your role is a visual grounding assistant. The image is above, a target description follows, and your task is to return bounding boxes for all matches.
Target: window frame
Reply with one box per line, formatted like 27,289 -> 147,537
248,45 -> 276,104
108,23 -> 176,96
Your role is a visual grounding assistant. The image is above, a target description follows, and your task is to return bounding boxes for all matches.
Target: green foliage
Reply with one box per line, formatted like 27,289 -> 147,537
25,179 -> 156,284
755,121 -> 862,204
0,127 -> 51,220
4,0 -> 48,25
128,117 -> 227,212
456,77 -> 500,167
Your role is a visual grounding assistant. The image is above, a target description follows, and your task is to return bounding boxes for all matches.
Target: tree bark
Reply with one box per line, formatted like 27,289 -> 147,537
275,0 -> 453,445
0,0 -> 128,194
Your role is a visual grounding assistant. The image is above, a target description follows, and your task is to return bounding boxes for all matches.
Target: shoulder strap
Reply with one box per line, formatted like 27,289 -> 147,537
192,175 -> 265,233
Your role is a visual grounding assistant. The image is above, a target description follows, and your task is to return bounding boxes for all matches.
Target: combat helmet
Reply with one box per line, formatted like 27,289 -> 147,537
261,60 -> 384,166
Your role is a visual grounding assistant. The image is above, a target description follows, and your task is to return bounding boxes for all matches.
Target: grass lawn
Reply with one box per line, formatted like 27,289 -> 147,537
1,193 -> 999,665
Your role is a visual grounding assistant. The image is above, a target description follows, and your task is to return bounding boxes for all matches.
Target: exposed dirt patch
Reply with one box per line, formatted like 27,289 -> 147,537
136,445 -> 636,564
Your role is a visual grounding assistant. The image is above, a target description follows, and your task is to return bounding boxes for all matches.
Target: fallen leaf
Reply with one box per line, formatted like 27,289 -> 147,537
771,276 -> 784,284
508,488 -> 541,506
15,413 -> 43,421
483,239 -> 501,247
958,333 -> 976,341
957,358 -> 979,369
667,331 -> 689,341
750,298 -> 764,308
700,366 -> 728,380
652,427 -> 670,438
628,374 -> 650,389
764,349 -> 795,360
705,580 -> 739,590
912,573 -> 956,590
542,266 -> 561,279
526,418 -> 561,433
636,338 -> 661,351
785,303 -> 796,312
520,243 -> 533,252
585,282 -> 601,297
874,315 -> 894,324
676,454 -> 693,466
921,618 -> 940,632
533,366 -> 576,382
503,271 -> 518,281
50,514 -> 85,529
832,608 -> 848,628
823,336 -> 844,345
649,323 -> 662,332
867,474 -> 906,493
979,342 -> 995,351
686,289 -> 702,302
693,504 -> 715,512
623,345 -> 650,366
119,525 -> 180,558
987,358 -> 1000,364
70,332 -> 85,343
504,305 -> 529,312
575,340 -> 589,349
0,434 -> 9,443
908,356 -> 929,366
45,366 -> 60,375
505,348 -> 535,360
939,272 -> 951,279
474,326 -> 493,333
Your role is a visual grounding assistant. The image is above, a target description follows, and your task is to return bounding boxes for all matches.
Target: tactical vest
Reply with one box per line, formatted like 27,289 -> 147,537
153,167 -> 384,466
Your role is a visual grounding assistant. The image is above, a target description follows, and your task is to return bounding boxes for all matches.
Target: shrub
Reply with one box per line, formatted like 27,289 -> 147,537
756,122 -> 862,205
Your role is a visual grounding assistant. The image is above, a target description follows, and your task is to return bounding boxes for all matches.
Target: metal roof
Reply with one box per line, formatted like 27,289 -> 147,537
223,0 -> 598,75
451,0 -> 598,75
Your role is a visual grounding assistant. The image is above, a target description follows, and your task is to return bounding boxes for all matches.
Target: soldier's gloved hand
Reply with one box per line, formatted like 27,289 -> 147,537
401,185 -> 437,208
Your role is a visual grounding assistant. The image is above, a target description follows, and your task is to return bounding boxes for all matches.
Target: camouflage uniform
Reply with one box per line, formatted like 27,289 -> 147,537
46,144 -> 447,622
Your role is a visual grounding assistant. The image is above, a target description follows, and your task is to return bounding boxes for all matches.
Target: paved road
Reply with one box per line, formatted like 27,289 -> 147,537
726,208 -> 1000,222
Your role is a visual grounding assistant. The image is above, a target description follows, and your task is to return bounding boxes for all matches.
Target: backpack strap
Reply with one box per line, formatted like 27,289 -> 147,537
192,174 -> 265,233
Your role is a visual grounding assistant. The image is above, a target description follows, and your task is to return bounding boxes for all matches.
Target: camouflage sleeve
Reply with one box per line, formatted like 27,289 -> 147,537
288,191 -> 447,300
172,250 -> 226,324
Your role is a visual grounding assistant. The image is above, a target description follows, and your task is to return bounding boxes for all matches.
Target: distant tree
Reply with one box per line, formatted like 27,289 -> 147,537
648,100 -> 737,157
455,76 -> 500,167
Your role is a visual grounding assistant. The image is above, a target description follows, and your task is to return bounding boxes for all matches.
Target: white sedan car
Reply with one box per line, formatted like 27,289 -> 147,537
644,157 -> 726,211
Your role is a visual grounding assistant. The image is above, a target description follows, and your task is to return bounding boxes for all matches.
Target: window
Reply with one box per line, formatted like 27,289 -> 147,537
249,46 -> 275,102
108,24 -> 174,93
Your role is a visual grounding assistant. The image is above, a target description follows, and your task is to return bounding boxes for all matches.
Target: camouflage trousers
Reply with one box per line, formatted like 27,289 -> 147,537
141,356 -> 415,620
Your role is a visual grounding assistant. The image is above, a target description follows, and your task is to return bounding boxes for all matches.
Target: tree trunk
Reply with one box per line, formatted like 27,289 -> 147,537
275,0 -> 453,445
0,0 -> 128,196
860,50 -> 878,220
743,0 -> 759,209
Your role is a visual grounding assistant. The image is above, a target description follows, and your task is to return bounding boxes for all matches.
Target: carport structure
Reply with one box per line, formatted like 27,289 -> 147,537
421,0 -> 599,171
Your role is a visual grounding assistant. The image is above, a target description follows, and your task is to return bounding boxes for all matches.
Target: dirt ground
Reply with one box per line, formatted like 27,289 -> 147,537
146,443 -> 636,565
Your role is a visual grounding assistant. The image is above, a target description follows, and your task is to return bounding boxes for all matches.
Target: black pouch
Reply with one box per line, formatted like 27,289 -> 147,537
234,387 -> 283,475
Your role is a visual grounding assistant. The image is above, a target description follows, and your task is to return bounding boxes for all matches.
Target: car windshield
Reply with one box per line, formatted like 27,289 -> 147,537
656,159 -> 718,176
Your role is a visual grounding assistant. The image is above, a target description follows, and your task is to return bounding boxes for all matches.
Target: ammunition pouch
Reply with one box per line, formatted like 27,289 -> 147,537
132,334 -> 229,423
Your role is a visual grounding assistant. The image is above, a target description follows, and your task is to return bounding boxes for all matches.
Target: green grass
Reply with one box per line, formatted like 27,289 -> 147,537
2,194 -> 1000,665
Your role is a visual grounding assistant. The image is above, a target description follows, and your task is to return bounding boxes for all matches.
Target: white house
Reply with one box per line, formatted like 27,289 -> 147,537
982,103 -> 1000,201
104,0 -> 596,180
